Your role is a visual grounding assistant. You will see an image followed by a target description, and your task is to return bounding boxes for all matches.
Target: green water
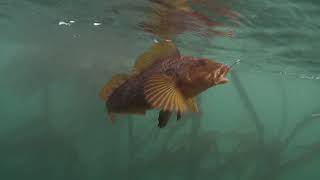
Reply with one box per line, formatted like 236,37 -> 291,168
1,0 -> 320,179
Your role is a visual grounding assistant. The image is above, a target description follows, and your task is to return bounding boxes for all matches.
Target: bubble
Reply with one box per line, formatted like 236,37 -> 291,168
93,22 -> 102,26
58,21 -> 71,26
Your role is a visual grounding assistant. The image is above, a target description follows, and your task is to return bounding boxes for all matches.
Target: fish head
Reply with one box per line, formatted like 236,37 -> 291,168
180,58 -> 230,96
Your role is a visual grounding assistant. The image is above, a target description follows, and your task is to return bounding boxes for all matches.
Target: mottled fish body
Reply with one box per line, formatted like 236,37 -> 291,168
100,41 -> 230,128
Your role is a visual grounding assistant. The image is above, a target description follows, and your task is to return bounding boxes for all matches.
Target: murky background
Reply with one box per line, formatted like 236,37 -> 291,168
0,0 -> 320,179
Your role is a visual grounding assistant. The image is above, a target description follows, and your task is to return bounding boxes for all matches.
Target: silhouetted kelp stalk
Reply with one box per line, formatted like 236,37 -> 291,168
227,109 -> 320,180
124,108 -> 320,180
230,70 -> 265,146
258,110 -> 320,180
129,112 -> 188,155
196,111 -> 319,180
197,130 -> 260,180
129,131 -> 217,178
283,109 -> 320,148
276,73 -> 288,139
187,96 -> 203,180
124,97 -> 205,179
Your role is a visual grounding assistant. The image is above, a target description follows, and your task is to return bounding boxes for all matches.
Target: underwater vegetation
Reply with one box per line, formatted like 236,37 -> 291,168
120,75 -> 320,180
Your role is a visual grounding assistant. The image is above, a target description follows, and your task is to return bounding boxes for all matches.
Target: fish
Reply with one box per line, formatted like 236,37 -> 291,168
100,40 -> 230,128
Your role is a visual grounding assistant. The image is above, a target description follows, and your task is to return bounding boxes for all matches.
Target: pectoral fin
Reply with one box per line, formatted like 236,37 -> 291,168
144,74 -> 188,113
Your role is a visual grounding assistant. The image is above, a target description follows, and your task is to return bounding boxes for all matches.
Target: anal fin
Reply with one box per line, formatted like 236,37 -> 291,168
177,111 -> 182,121
187,98 -> 199,112
158,110 -> 172,128
108,112 -> 116,124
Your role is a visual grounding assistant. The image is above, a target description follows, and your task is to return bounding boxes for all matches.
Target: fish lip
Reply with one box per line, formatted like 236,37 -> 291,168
219,77 -> 229,84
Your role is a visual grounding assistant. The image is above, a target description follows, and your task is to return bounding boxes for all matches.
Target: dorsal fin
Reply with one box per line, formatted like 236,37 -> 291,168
100,74 -> 130,101
152,0 -> 191,11
132,40 -> 180,75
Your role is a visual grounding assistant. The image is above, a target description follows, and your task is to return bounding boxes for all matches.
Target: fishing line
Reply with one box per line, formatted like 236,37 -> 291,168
312,113 -> 320,118
229,59 -> 241,70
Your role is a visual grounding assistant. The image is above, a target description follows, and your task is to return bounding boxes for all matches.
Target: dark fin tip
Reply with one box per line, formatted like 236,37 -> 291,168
176,112 -> 182,121
158,122 -> 166,128
157,110 -> 171,128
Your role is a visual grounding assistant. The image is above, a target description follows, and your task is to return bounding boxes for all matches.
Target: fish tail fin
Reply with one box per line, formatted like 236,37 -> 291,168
100,74 -> 131,101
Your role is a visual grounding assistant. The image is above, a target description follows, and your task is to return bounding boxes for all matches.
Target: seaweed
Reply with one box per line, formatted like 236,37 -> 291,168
231,71 -> 265,146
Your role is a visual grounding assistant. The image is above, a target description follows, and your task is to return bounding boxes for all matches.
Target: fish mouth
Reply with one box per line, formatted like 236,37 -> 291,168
218,65 -> 229,84
208,65 -> 230,84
